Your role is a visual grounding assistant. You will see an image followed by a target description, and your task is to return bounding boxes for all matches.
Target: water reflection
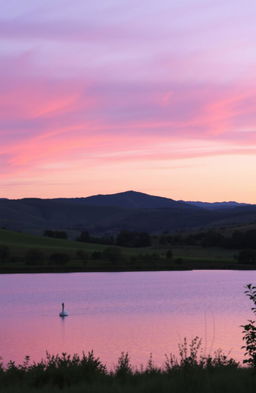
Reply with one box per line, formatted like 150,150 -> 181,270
0,270 -> 255,367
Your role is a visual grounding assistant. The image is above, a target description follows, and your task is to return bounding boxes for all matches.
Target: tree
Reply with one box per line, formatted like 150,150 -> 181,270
77,231 -> 90,242
238,249 -> 256,264
25,249 -> 45,265
116,230 -> 151,247
49,253 -> 70,265
76,250 -> 89,263
102,247 -> 123,264
242,284 -> 256,367
0,245 -> 9,262
44,230 -> 68,239
166,249 -> 173,260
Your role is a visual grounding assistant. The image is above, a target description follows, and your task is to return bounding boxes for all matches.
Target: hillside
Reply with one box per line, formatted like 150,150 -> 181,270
0,228 -> 240,273
0,191 -> 255,235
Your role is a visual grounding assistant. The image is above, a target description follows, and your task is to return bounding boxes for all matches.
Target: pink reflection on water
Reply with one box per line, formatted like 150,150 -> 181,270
0,271 -> 255,368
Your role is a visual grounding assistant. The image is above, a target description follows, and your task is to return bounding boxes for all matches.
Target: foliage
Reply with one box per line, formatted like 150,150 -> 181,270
25,249 -> 45,265
49,253 -> 70,265
238,250 -> 256,264
0,244 -> 9,262
44,230 -> 68,239
166,249 -> 173,260
102,247 -> 123,264
77,231 -> 91,242
0,341 -> 239,392
115,352 -> 133,378
242,284 -> 256,366
165,337 -> 238,371
116,230 -> 151,247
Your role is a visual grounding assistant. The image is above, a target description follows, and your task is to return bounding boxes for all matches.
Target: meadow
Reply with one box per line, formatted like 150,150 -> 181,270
0,229 -> 241,273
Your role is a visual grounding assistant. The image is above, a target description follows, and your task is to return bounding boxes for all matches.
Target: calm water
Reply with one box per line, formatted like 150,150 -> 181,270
0,270 -> 255,367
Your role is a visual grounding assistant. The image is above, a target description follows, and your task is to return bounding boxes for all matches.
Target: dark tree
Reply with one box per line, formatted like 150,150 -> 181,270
102,247 -> 123,263
238,249 -> 256,264
49,253 -> 70,265
116,230 -> 151,247
0,245 -> 9,262
25,249 -> 45,265
166,249 -> 173,260
76,249 -> 89,263
44,230 -> 68,239
77,231 -> 91,242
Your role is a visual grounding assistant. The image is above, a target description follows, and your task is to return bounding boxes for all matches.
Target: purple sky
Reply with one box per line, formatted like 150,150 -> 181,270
1,0 -> 256,201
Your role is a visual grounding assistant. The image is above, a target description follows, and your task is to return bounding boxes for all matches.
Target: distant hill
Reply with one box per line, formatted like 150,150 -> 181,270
184,201 -> 250,209
0,191 -> 255,235
57,190 -> 188,209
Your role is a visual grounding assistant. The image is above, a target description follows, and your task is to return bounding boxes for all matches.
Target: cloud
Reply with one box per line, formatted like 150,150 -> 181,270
1,0 -> 256,200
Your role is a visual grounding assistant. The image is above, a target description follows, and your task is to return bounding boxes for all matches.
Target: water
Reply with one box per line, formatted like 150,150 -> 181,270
0,270 -> 255,367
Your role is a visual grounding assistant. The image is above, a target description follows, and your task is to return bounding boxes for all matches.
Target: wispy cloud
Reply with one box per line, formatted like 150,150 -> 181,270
1,0 -> 256,200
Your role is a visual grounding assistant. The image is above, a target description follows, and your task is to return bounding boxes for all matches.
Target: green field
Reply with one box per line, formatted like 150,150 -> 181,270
0,229 -> 243,273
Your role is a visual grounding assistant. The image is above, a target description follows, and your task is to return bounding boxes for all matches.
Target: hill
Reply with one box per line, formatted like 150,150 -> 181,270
0,191 -> 255,235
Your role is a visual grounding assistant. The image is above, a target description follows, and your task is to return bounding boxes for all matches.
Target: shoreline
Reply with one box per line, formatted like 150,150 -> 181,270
1,264 -> 256,274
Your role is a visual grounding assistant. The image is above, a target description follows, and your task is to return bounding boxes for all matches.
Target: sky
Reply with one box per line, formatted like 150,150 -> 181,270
0,0 -> 256,202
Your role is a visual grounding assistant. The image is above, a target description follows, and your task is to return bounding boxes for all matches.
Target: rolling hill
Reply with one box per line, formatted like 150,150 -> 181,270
0,191 -> 255,235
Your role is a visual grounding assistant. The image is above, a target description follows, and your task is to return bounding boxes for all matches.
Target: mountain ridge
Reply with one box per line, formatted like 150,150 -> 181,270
11,190 -> 253,209
0,190 -> 255,235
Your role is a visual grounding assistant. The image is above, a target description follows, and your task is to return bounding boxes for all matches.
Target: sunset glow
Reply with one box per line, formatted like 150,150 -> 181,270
1,0 -> 256,202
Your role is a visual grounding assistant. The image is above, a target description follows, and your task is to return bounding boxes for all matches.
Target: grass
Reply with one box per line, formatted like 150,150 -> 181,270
2,369 -> 256,393
0,229 -> 244,273
1,338 -> 254,393
0,229 -> 107,251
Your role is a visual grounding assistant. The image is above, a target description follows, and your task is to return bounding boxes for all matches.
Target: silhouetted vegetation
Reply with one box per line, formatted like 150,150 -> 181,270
77,230 -> 151,247
116,230 -> 151,247
0,338 -> 244,393
0,244 -> 9,262
156,229 -> 256,250
44,230 -> 68,239
238,250 -> 256,265
242,284 -> 256,367
49,253 -> 70,266
2,226 -> 256,273
25,249 -> 45,266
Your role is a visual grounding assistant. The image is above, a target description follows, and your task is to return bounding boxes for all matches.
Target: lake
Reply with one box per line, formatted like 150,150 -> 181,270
0,270 -> 255,368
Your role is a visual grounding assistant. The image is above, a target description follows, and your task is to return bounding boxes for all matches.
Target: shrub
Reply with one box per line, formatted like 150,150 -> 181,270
44,230 -> 68,239
102,247 -> 123,264
238,249 -> 256,264
25,249 -> 45,265
242,284 -> 256,367
166,249 -> 173,260
115,352 -> 132,378
49,253 -> 70,266
76,250 -> 89,263
0,245 -> 9,262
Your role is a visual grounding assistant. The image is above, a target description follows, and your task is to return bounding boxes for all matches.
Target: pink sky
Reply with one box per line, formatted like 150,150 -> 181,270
1,0 -> 256,202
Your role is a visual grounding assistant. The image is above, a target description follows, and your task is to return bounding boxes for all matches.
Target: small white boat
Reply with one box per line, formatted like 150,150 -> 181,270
59,302 -> 68,317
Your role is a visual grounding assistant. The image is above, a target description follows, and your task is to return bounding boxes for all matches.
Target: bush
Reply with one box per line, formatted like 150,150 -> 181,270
0,245 -> 9,262
242,284 -> 256,367
238,249 -> 256,264
49,253 -> 70,266
76,250 -> 89,263
166,249 -> 173,260
44,230 -> 68,239
102,247 -> 123,264
77,231 -> 90,242
25,249 -> 45,265
116,230 -> 151,247
115,352 -> 132,378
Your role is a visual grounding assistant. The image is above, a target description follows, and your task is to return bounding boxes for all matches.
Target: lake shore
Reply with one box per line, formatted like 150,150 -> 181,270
3,228 -> 254,273
0,261 -> 256,274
